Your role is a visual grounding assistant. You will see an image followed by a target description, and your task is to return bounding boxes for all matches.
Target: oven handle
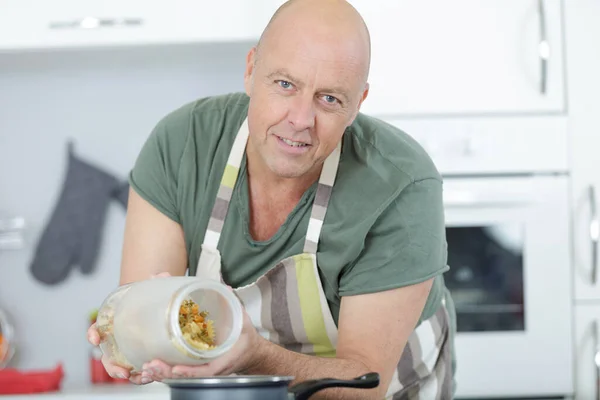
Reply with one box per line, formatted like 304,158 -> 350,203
537,0 -> 550,95
590,186 -> 599,284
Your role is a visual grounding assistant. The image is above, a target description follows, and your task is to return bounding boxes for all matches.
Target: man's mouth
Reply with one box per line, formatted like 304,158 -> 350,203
278,136 -> 310,147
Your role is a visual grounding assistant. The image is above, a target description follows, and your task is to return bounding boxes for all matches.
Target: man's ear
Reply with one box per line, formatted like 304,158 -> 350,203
357,82 -> 369,111
244,47 -> 258,96
351,82 -> 370,122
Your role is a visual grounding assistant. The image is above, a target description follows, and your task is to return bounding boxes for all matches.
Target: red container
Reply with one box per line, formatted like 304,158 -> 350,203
0,363 -> 64,394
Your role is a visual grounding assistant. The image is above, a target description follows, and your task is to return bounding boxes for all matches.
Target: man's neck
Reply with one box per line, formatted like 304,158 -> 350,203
245,147 -> 321,202
244,145 -> 323,241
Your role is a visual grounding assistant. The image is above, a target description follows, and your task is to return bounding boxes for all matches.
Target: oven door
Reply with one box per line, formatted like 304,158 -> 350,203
443,175 -> 573,399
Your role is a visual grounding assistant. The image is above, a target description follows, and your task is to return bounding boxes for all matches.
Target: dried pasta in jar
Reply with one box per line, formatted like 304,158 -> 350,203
179,299 -> 216,351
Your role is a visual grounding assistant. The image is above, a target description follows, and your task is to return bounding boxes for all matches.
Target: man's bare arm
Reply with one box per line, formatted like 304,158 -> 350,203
244,278 -> 434,400
119,188 -> 188,285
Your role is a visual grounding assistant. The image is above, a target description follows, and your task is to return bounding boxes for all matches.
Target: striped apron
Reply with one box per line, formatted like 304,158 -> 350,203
195,118 -> 454,399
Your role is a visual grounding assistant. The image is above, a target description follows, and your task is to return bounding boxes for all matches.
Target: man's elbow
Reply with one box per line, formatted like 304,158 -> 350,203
337,357 -> 393,400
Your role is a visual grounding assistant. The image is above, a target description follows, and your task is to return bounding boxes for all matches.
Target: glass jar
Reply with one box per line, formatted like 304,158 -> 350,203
96,276 -> 243,372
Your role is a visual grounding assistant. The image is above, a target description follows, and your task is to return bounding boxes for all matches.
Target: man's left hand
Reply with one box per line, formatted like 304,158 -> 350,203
137,301 -> 265,384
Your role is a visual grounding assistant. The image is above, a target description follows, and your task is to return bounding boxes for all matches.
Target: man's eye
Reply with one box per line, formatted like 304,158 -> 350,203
323,95 -> 339,104
278,80 -> 292,89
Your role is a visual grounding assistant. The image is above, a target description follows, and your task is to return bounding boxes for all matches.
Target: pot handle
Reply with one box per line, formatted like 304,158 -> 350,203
289,372 -> 380,400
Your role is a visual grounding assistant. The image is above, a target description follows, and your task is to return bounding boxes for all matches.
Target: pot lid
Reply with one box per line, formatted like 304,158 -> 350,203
163,375 -> 294,389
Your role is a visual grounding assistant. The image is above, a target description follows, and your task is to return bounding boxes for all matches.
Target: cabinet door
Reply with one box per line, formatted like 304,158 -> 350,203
575,304 -> 600,400
0,0 -> 262,52
566,0 -> 600,301
350,0 -> 565,117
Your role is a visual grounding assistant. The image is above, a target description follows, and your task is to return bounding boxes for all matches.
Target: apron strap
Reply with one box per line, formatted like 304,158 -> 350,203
304,140 -> 342,254
203,118 -> 249,248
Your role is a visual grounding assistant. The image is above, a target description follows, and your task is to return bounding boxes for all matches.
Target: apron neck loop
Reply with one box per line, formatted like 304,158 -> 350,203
202,116 -> 343,254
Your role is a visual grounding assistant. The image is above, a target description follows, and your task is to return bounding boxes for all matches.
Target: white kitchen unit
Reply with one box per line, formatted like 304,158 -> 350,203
350,0 -> 565,117
566,0 -> 600,304
388,116 -> 572,399
0,0 -> 282,52
574,304 -> 600,400
565,0 -> 600,399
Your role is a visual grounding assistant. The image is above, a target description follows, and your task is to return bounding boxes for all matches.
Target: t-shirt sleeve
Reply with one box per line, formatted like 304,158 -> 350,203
338,177 -> 448,296
128,109 -> 190,224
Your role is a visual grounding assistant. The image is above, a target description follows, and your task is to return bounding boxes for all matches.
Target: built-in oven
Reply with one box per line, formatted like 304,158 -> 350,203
387,116 -> 573,399
443,174 -> 572,398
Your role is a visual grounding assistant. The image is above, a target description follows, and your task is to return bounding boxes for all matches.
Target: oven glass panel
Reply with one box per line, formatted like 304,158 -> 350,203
445,224 -> 525,332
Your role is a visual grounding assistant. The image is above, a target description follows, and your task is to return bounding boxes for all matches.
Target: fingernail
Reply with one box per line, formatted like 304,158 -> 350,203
141,377 -> 151,384
117,373 -> 126,379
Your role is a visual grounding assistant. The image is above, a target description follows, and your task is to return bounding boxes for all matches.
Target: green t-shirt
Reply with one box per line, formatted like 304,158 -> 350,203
129,92 -> 450,326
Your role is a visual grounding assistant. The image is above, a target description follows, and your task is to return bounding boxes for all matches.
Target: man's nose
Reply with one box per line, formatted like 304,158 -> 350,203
288,94 -> 316,131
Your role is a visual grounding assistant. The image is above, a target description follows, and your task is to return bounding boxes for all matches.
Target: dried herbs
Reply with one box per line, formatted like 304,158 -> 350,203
179,299 -> 216,351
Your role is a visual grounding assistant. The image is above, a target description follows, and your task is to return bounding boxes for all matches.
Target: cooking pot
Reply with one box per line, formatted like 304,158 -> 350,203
163,372 -> 379,400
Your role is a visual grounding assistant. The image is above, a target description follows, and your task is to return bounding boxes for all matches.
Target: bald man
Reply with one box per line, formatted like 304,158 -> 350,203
88,0 -> 456,398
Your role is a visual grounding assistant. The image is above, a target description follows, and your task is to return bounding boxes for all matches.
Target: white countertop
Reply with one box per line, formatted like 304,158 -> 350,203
0,382 -> 170,399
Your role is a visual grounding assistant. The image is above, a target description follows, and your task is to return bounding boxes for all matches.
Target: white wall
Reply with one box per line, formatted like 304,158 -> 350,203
0,41 -> 251,388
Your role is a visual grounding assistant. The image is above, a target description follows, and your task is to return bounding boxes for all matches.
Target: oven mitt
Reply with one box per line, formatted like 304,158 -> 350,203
30,142 -> 119,285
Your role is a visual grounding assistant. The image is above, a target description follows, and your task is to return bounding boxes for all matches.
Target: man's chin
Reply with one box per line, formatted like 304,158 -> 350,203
267,162 -> 311,180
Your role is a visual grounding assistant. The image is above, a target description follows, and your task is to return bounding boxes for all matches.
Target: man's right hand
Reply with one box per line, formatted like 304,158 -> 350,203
87,272 -> 173,384
90,187 -> 188,383
86,323 -> 144,383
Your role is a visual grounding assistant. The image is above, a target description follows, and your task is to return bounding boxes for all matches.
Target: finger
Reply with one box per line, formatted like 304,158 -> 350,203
145,359 -> 173,381
171,364 -> 215,378
86,325 -> 100,346
101,356 -> 131,380
129,371 -> 147,385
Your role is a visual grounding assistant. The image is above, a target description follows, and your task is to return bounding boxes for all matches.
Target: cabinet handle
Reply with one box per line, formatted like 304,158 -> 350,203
537,0 -> 550,95
49,17 -> 143,30
590,186 -> 599,284
594,320 -> 600,400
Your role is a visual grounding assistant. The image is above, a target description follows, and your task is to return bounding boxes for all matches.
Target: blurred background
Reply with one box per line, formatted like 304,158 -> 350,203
0,1 -> 598,399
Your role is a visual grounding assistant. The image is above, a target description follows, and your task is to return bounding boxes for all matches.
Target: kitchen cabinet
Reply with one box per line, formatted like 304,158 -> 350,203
0,0 -> 283,52
575,304 -> 600,400
350,0 -> 565,117
565,0 -> 600,302
1,1 -> 565,116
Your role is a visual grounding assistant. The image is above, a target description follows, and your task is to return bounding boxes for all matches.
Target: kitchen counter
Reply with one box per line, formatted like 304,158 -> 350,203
1,382 -> 170,399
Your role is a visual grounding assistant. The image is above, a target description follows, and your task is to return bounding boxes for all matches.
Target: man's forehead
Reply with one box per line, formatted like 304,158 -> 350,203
261,41 -> 364,78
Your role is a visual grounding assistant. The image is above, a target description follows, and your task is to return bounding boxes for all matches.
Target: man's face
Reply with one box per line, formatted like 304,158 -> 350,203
243,26 -> 369,179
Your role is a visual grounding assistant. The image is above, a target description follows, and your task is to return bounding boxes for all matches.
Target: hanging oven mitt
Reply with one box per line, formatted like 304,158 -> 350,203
30,142 -> 119,285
